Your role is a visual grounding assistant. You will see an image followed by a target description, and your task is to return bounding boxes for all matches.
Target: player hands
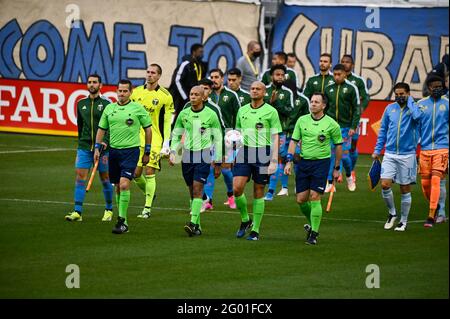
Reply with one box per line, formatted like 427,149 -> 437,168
160,140 -> 171,158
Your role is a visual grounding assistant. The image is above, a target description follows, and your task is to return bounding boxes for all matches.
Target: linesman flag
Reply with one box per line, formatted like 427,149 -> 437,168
368,158 -> 382,191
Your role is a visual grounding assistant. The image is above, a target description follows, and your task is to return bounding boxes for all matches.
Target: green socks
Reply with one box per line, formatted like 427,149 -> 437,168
310,200 -> 323,232
191,198 -> 202,227
118,190 -> 130,225
235,194 -> 249,222
145,174 -> 156,209
299,202 -> 311,224
134,175 -> 146,193
251,198 -> 265,234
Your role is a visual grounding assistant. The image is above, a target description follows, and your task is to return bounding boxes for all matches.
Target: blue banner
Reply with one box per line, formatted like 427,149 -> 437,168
271,4 -> 449,99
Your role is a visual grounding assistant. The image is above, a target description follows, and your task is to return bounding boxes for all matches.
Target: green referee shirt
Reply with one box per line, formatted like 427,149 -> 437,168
98,101 -> 152,149
171,104 -> 223,161
303,73 -> 334,99
291,114 -> 343,160
209,86 -> 241,129
236,102 -> 282,147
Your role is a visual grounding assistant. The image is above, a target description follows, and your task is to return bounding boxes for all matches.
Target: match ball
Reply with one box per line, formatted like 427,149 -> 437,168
224,129 -> 243,148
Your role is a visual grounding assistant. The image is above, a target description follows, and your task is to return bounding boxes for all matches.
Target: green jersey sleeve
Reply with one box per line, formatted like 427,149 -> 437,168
270,108 -> 282,135
137,105 -> 152,128
211,114 -> 223,162
350,88 -> 361,129
170,111 -> 185,152
291,117 -> 302,141
98,105 -> 110,130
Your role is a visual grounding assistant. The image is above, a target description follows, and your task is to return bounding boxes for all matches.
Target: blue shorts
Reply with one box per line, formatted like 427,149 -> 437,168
181,150 -> 212,186
108,147 -> 140,184
295,158 -> 331,194
233,146 -> 272,185
279,133 -> 292,159
75,149 -> 109,173
352,123 -> 360,141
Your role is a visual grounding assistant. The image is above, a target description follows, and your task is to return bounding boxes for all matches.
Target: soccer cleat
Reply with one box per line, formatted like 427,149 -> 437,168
303,224 -> 312,240
246,231 -> 259,241
236,219 -> 253,238
200,201 -> 213,213
346,176 -> 356,192
112,217 -> 128,234
351,170 -> 357,183
184,222 -> 201,237
102,209 -> 113,222
436,215 -> 447,224
277,187 -> 289,196
384,214 -> 397,230
137,207 -> 151,219
306,231 -> 319,245
228,196 -> 236,209
65,211 -> 82,222
394,222 -> 407,232
424,217 -> 435,228
264,192 -> 274,201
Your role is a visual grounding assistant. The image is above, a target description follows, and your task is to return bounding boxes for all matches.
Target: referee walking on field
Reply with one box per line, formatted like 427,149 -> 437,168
284,92 -> 343,245
95,79 -> 152,234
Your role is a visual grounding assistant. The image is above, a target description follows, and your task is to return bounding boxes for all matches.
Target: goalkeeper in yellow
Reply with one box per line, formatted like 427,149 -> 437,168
131,64 -> 175,218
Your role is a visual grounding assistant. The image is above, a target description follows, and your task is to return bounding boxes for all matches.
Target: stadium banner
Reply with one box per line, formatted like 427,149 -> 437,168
272,3 -> 449,99
0,0 -> 262,88
0,78 -> 117,136
0,76 -> 389,153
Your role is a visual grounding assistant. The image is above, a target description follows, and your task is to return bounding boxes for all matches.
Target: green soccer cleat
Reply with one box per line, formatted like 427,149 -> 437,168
102,210 -> 113,222
137,207 -> 151,219
65,211 -> 82,222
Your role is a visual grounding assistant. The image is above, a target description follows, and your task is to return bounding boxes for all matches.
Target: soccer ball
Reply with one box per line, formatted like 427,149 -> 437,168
224,130 -> 243,148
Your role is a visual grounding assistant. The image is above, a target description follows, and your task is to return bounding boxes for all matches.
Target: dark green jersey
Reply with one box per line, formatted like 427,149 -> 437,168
234,87 -> 251,106
347,72 -> 370,111
209,87 -> 241,129
98,101 -> 152,149
171,105 -> 223,160
286,92 -> 310,134
291,114 -> 343,160
264,84 -> 294,133
324,80 -> 361,129
303,73 -> 334,99
261,67 -> 299,88
236,102 -> 282,147
77,96 -> 111,150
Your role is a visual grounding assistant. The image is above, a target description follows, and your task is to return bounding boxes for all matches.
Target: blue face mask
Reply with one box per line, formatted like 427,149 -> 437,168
395,96 -> 407,105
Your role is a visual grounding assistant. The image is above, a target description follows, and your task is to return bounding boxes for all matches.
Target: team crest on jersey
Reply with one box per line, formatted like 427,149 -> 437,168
440,104 -> 446,111
126,116 -> 134,126
223,95 -> 229,102
328,80 -> 334,85
330,88 -> 334,93
82,105 -> 87,110
239,96 -> 244,103
255,122 -> 264,130
351,80 -> 356,84
317,134 -> 326,143
199,126 -> 207,134
295,100 -> 300,106
343,88 -> 348,93
152,98 -> 159,105
278,93 -> 285,100
313,81 -> 318,85
285,74 -> 290,79
98,104 -> 103,111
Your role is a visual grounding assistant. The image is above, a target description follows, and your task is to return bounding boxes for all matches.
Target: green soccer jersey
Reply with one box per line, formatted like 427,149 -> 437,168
291,114 -> 343,160
236,102 -> 282,147
209,86 -> 241,129
347,72 -> 370,111
77,96 -> 111,151
264,84 -> 294,133
234,87 -> 251,106
303,73 -> 335,99
286,92 -> 310,134
261,67 -> 299,88
171,104 -> 223,161
98,101 -> 152,149
324,80 -> 361,129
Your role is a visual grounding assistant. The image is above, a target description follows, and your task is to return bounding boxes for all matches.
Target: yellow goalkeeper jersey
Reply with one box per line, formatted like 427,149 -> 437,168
131,84 -> 174,148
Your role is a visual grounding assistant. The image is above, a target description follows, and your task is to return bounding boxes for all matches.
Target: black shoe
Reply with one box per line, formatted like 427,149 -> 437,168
303,224 -> 312,240
184,222 -> 201,237
246,230 -> 259,241
112,217 -> 129,234
306,231 -> 319,245
236,219 -> 253,238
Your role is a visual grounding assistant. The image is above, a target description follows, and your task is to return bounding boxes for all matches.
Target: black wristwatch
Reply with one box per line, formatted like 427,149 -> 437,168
334,165 -> 340,170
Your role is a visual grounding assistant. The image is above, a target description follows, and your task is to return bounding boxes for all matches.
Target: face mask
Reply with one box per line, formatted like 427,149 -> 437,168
252,51 -> 261,58
395,96 -> 407,105
431,88 -> 443,99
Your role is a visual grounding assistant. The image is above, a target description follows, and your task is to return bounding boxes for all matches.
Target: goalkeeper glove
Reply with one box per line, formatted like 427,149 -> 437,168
160,140 -> 171,157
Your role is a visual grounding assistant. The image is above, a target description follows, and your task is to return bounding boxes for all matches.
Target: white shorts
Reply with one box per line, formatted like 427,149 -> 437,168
381,153 -> 417,185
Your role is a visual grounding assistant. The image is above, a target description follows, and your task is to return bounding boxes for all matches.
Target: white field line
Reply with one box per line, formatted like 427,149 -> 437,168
0,198 -> 426,224
0,148 -> 75,154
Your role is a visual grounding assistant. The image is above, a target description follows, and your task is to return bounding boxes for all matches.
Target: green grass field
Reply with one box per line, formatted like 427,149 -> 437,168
0,132 -> 448,299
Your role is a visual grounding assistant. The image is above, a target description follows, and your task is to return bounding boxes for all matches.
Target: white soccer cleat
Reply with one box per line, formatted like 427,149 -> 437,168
394,222 -> 407,232
436,215 -> 447,224
346,176 -> 356,192
277,188 -> 289,196
384,214 -> 397,230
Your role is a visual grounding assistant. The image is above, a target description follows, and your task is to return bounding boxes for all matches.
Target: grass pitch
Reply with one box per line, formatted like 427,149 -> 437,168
0,133 -> 448,298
